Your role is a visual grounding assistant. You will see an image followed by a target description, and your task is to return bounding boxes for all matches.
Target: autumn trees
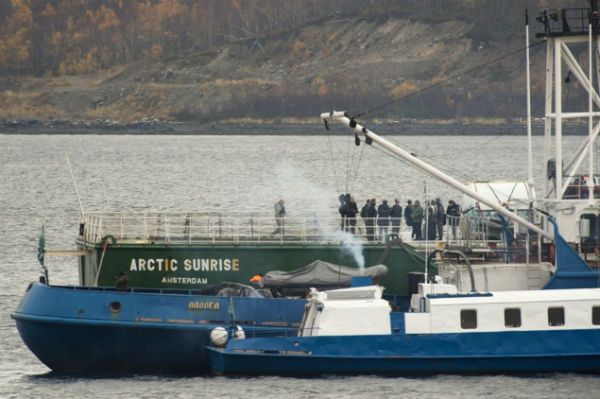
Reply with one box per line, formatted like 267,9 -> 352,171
0,0 -> 575,76
0,0 -> 363,75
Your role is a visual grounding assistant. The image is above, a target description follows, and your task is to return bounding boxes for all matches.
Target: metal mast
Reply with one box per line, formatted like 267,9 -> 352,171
537,4 -> 600,245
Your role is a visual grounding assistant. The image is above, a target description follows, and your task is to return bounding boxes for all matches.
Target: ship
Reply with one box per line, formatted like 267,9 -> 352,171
208,225 -> 600,375
12,2 -> 600,374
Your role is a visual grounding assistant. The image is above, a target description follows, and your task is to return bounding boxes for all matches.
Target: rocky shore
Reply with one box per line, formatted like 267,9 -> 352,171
0,117 -> 589,136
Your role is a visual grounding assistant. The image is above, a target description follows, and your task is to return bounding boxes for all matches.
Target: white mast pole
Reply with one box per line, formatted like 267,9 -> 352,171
588,23 -> 595,202
544,39 -> 554,198
526,10 -> 534,191
423,181 -> 429,284
321,111 -> 553,240
554,38 -> 564,200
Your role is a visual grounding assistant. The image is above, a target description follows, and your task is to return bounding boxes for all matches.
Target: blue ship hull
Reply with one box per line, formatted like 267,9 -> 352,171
208,329 -> 600,375
12,283 -> 306,373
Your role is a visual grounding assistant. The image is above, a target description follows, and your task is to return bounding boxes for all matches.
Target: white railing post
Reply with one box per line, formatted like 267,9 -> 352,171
143,213 -> 148,242
218,214 -> 223,239
188,213 -> 192,245
211,215 -> 215,245
165,215 -> 170,243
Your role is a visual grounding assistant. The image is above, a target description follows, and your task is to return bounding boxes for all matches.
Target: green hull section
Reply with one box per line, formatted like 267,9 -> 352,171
77,241 -> 427,295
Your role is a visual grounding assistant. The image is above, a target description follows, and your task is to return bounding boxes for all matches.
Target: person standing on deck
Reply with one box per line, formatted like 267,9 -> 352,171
272,199 -> 286,235
377,200 -> 391,242
367,198 -> 378,241
427,200 -> 437,240
347,196 -> 359,234
435,198 -> 446,240
412,200 -> 423,240
390,199 -> 403,235
360,199 -> 371,240
338,194 -> 350,232
404,200 -> 414,239
446,199 -> 461,240
360,199 -> 374,241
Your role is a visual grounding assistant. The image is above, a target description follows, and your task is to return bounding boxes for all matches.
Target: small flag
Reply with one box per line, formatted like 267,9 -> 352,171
37,225 -> 45,266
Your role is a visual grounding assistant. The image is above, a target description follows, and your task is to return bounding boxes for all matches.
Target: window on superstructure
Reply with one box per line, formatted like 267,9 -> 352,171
548,307 -> 565,327
592,306 -> 600,325
504,308 -> 521,328
460,309 -> 477,329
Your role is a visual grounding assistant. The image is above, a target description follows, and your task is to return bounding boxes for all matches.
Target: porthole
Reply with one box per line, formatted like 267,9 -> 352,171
109,301 -> 122,313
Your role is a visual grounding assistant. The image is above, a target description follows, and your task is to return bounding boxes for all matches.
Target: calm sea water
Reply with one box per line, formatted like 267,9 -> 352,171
1,133 -> 599,398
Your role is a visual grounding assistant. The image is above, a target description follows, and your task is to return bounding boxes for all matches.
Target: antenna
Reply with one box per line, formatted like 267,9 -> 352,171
423,180 -> 429,285
525,9 -> 534,192
66,156 -> 86,222
588,20 -> 595,203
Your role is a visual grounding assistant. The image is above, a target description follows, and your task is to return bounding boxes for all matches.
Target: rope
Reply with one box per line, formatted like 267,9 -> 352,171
350,143 -> 367,191
351,40 -> 546,119
346,135 -> 361,192
344,133 -> 352,193
326,129 -> 340,193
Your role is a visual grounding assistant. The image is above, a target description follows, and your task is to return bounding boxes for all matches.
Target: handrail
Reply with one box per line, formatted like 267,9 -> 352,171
80,211 -> 504,247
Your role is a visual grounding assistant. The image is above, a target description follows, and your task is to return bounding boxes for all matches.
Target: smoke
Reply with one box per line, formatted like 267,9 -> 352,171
328,229 -> 365,273
273,162 -> 366,271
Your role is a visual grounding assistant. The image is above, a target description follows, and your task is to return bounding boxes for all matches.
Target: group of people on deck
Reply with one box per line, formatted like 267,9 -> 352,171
339,194 -> 461,242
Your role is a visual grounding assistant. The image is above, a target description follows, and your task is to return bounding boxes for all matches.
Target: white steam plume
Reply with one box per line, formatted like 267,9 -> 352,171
273,162 -> 365,271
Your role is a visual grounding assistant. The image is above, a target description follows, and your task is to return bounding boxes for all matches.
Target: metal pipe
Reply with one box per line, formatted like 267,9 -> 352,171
558,41 -> 600,186
426,249 -> 476,292
544,40 -> 554,198
559,122 -> 600,199
589,25 -> 595,203
560,42 -> 600,109
555,39 -> 563,200
320,111 -> 553,240
526,16 -> 534,191
547,111 -> 600,118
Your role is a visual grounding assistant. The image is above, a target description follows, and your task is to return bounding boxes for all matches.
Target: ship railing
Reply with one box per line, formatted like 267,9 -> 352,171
562,174 -> 600,200
81,211 -> 500,247
241,326 -> 320,339
537,8 -> 599,37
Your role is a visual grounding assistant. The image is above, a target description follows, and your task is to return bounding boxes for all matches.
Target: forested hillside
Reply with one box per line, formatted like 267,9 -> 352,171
0,0 -> 591,125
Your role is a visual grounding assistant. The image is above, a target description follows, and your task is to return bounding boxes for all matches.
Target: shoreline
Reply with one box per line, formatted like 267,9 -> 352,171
0,119 -> 588,135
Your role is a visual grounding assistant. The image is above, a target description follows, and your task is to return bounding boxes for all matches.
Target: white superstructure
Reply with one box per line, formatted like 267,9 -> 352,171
406,286 -> 600,334
298,285 -> 391,336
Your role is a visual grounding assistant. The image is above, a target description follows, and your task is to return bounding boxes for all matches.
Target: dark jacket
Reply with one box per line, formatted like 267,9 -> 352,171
412,205 -> 423,223
366,204 -> 377,218
391,204 -> 403,225
446,203 -> 461,226
377,204 -> 391,226
436,203 -> 446,225
348,201 -> 358,218
338,203 -> 347,217
404,206 -> 413,224
360,203 -> 370,218
427,205 -> 436,226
